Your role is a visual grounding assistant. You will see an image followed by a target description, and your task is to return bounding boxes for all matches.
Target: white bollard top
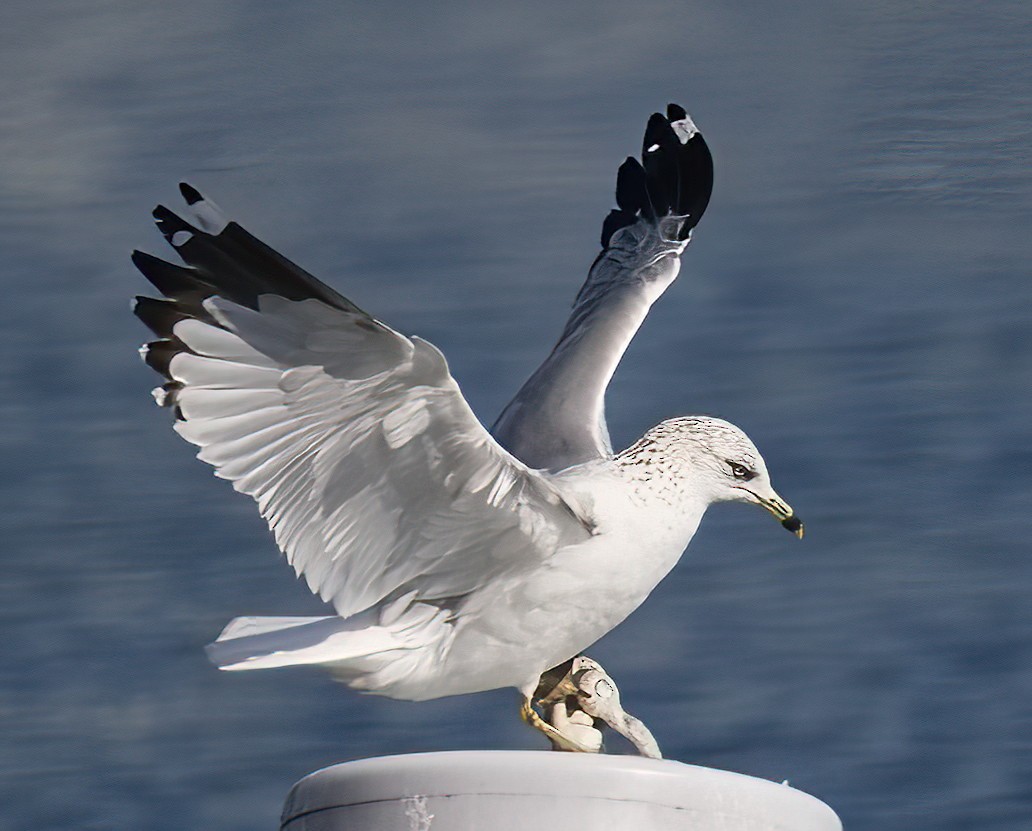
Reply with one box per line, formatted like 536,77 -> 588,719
281,751 -> 841,831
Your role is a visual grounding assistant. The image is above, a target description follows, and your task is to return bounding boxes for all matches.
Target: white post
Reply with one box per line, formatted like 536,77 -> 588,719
281,751 -> 841,830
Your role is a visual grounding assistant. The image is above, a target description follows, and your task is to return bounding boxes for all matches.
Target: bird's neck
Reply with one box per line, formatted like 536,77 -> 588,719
550,454 -> 709,552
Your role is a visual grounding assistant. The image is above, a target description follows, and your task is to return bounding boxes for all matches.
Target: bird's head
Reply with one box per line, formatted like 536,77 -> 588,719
621,416 -> 804,538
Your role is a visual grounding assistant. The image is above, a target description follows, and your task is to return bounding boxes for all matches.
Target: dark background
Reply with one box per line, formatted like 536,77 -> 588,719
1,2 -> 1029,828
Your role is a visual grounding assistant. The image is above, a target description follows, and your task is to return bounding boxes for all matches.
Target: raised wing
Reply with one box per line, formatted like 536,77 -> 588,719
133,185 -> 591,619
491,104 -> 713,471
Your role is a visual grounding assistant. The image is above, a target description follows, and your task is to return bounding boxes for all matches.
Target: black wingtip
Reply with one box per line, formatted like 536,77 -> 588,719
152,204 -> 197,238
667,102 -> 687,122
614,157 -> 649,215
641,112 -> 674,158
602,157 -> 652,247
179,182 -> 203,205
673,131 -> 713,239
139,339 -> 179,378
602,104 -> 714,247
134,295 -> 191,338
139,188 -> 364,316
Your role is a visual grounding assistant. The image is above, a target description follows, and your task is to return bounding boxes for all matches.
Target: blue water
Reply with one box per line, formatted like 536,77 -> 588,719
2,2 -> 1030,828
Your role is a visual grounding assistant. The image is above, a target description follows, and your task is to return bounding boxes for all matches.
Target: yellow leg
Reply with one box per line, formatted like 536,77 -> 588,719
520,696 -> 598,753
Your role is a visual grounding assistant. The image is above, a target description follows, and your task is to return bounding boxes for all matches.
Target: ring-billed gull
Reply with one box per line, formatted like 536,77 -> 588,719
133,104 -> 802,752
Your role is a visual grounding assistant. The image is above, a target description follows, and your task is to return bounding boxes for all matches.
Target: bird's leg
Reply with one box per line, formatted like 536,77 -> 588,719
526,657 -> 603,752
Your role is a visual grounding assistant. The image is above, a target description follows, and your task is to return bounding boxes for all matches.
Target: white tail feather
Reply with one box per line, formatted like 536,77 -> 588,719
205,604 -> 452,697
206,613 -> 402,671
215,615 -> 335,641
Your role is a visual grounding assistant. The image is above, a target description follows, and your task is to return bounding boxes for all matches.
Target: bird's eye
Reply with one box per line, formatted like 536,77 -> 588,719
727,461 -> 755,481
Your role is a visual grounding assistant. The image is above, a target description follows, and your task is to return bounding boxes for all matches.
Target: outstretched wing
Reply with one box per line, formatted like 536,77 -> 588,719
491,104 -> 713,471
133,185 -> 591,619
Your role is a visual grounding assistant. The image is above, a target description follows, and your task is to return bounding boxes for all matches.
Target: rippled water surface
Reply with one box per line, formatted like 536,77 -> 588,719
2,2 -> 1030,828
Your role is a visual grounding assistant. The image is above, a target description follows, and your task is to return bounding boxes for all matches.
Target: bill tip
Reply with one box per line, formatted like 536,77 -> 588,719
781,515 -> 804,538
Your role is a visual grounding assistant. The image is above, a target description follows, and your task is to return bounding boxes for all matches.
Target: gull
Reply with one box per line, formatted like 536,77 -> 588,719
133,104 -> 803,752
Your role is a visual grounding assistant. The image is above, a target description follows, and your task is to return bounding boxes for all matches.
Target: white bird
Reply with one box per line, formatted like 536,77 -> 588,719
133,104 -> 802,750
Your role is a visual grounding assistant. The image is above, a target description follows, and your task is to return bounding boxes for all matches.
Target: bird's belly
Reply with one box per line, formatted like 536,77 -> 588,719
439,529 -> 689,693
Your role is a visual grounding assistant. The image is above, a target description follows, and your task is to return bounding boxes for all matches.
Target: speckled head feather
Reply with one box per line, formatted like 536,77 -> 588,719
618,416 -> 759,470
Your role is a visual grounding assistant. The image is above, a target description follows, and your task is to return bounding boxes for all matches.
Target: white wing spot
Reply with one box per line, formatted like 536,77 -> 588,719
670,115 -> 699,144
171,230 -> 193,247
646,143 -> 660,152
